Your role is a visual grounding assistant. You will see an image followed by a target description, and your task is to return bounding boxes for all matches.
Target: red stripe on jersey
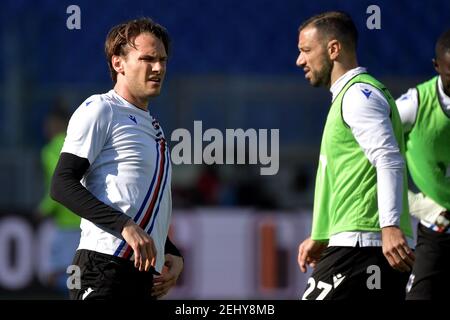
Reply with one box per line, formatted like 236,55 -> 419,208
122,140 -> 166,260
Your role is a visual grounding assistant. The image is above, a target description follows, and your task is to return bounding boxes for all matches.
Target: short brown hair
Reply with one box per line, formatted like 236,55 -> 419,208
105,17 -> 170,83
299,11 -> 358,51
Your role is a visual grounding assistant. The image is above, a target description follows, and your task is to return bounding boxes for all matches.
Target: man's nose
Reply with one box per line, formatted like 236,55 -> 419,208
296,53 -> 305,67
152,61 -> 164,74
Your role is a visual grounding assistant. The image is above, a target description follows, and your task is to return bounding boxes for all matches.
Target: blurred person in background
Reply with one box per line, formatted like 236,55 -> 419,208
396,28 -> 450,300
195,165 -> 221,206
296,11 -> 414,300
50,17 -> 183,300
37,105 -> 80,296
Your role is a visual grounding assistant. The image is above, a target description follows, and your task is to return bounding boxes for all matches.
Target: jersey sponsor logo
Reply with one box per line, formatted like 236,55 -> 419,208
82,287 -> 94,300
85,100 -> 92,106
361,88 -> 372,99
128,114 -> 137,124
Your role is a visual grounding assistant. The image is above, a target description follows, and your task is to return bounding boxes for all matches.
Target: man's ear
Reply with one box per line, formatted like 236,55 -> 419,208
112,55 -> 124,75
328,39 -> 341,60
432,58 -> 439,74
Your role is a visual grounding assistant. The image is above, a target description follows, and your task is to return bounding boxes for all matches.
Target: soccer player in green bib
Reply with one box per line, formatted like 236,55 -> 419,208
396,29 -> 450,300
295,11 -> 414,300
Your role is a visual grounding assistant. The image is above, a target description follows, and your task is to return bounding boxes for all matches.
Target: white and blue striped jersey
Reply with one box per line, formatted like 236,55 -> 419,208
62,89 -> 172,272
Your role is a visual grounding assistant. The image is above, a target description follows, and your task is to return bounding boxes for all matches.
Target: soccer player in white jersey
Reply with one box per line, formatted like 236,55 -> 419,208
51,18 -> 183,300
395,29 -> 450,300
295,11 -> 414,300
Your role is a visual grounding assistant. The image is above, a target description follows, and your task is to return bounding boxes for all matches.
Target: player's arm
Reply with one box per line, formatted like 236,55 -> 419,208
408,190 -> 449,230
151,237 -> 184,299
342,83 -> 414,272
165,236 -> 183,258
395,88 -> 419,133
51,153 -> 157,271
51,152 -> 130,234
396,89 -> 450,215
297,237 -> 328,273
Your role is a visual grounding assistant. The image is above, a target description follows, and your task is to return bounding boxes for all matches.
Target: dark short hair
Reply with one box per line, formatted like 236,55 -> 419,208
435,29 -> 450,58
105,17 -> 170,83
299,11 -> 358,51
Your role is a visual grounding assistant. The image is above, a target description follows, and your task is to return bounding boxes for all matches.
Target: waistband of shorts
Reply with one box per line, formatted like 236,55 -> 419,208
78,249 -> 135,266
77,249 -> 159,274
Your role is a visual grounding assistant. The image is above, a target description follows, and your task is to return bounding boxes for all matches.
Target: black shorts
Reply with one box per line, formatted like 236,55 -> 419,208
406,223 -> 450,300
69,249 -> 156,300
302,246 -> 410,300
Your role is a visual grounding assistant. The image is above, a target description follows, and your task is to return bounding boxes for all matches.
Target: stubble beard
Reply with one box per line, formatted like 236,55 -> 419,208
311,58 -> 333,88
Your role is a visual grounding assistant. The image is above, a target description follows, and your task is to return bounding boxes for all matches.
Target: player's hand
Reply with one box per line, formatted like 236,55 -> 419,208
151,254 -> 184,299
298,237 -> 328,273
121,220 -> 157,272
381,226 -> 415,272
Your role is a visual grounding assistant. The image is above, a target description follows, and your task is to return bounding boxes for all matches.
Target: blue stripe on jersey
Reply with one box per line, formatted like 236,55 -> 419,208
146,147 -> 171,235
113,142 -> 161,257
133,142 -> 161,224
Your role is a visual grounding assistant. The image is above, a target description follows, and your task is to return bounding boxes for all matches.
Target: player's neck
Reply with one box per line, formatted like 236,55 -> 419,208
442,84 -> 450,98
329,58 -> 359,88
113,84 -> 149,111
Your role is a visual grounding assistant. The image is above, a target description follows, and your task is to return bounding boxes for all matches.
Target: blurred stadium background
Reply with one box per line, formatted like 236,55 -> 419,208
0,0 -> 448,299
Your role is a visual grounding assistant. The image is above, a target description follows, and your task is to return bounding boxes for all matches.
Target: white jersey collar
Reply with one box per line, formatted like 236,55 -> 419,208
330,66 -> 367,102
109,89 -> 151,116
437,76 -> 450,114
